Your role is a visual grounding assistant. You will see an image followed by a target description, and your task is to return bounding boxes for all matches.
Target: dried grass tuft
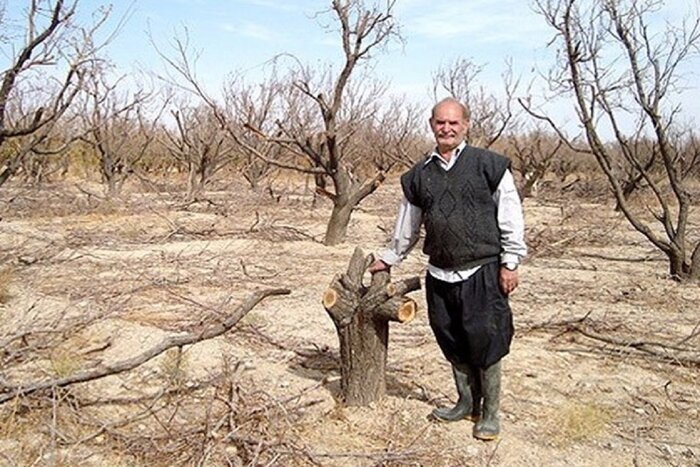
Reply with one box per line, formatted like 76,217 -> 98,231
50,350 -> 84,378
547,402 -> 612,446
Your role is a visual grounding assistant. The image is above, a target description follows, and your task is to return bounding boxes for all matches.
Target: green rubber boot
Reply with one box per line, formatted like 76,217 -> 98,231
432,364 -> 481,422
473,361 -> 501,441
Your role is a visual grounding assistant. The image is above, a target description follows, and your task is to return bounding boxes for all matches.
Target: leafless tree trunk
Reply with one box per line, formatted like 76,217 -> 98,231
79,69 -> 164,197
525,0 -> 700,281
162,104 -> 234,201
0,0 -> 108,188
507,127 -> 563,198
158,0 -> 411,246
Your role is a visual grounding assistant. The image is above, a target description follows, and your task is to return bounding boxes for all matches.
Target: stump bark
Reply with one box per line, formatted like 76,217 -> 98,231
322,246 -> 421,406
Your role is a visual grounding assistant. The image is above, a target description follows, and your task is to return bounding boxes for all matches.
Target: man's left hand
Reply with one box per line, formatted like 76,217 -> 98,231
499,267 -> 519,295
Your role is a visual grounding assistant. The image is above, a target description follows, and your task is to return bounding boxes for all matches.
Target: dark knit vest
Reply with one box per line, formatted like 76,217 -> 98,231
401,145 -> 510,270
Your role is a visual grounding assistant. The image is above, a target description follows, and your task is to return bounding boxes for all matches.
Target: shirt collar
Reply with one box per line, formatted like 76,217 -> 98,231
425,141 -> 467,166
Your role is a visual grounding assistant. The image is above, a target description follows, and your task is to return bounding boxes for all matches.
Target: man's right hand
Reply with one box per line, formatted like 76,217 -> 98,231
368,259 -> 391,274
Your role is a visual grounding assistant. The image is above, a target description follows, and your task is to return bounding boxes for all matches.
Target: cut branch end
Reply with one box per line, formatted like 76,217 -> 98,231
323,288 -> 338,308
397,299 -> 417,323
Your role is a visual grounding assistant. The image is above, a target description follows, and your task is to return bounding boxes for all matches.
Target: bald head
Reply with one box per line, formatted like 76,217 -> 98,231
429,98 -> 470,157
431,98 -> 470,122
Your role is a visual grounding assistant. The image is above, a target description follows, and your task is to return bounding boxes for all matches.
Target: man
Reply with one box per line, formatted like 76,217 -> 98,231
369,97 -> 526,441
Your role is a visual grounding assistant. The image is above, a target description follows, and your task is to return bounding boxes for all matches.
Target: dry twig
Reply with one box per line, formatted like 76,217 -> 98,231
522,313 -> 700,367
0,288 -> 290,403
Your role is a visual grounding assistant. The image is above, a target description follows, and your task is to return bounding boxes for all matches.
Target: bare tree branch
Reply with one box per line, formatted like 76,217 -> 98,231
0,288 -> 291,404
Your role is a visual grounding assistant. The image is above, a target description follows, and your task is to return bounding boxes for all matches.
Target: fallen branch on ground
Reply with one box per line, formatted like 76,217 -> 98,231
0,288 -> 291,404
568,324 -> 700,367
521,313 -> 700,367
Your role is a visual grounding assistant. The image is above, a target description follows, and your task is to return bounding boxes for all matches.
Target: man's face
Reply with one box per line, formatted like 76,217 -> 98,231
429,102 -> 469,153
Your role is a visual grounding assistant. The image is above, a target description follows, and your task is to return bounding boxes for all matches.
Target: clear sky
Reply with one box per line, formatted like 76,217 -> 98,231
96,0 -> 554,99
4,0 -> 700,132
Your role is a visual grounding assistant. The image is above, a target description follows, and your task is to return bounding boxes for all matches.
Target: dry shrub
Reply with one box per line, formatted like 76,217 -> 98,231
547,402 -> 612,446
0,365 -> 308,466
536,172 -> 611,203
526,226 -> 571,258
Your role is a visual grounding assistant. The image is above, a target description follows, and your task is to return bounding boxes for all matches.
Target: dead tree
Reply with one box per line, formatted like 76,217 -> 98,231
251,0 -> 401,246
526,0 -> 700,281
507,127 -> 563,197
224,74 -> 280,192
162,104 -> 234,201
158,0 -> 407,246
322,247 -> 420,405
79,68 -> 164,197
0,0 -> 108,188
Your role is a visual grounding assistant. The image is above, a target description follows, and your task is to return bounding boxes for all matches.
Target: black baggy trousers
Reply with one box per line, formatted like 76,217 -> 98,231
426,260 -> 514,369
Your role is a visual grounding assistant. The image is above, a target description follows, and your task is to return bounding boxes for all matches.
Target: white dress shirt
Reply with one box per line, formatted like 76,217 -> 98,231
380,142 -> 527,283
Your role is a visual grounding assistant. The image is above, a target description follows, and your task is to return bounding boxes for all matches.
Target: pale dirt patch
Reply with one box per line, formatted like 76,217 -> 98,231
0,178 -> 698,466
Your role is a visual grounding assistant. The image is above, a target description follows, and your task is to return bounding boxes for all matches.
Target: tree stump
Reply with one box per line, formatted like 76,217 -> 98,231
322,246 -> 421,406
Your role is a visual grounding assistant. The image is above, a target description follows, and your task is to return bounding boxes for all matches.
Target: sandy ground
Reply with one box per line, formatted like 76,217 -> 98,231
0,177 -> 698,466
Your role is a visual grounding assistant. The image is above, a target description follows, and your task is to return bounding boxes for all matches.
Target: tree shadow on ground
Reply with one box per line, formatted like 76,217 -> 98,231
286,345 -> 435,404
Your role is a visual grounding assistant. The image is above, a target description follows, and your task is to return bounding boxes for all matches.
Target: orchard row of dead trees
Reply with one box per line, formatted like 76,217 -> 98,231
0,1 -> 603,240
2,0 -> 699,277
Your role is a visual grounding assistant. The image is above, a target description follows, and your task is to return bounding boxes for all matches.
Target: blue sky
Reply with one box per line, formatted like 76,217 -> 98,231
4,0 -> 700,132
92,0 -> 552,98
